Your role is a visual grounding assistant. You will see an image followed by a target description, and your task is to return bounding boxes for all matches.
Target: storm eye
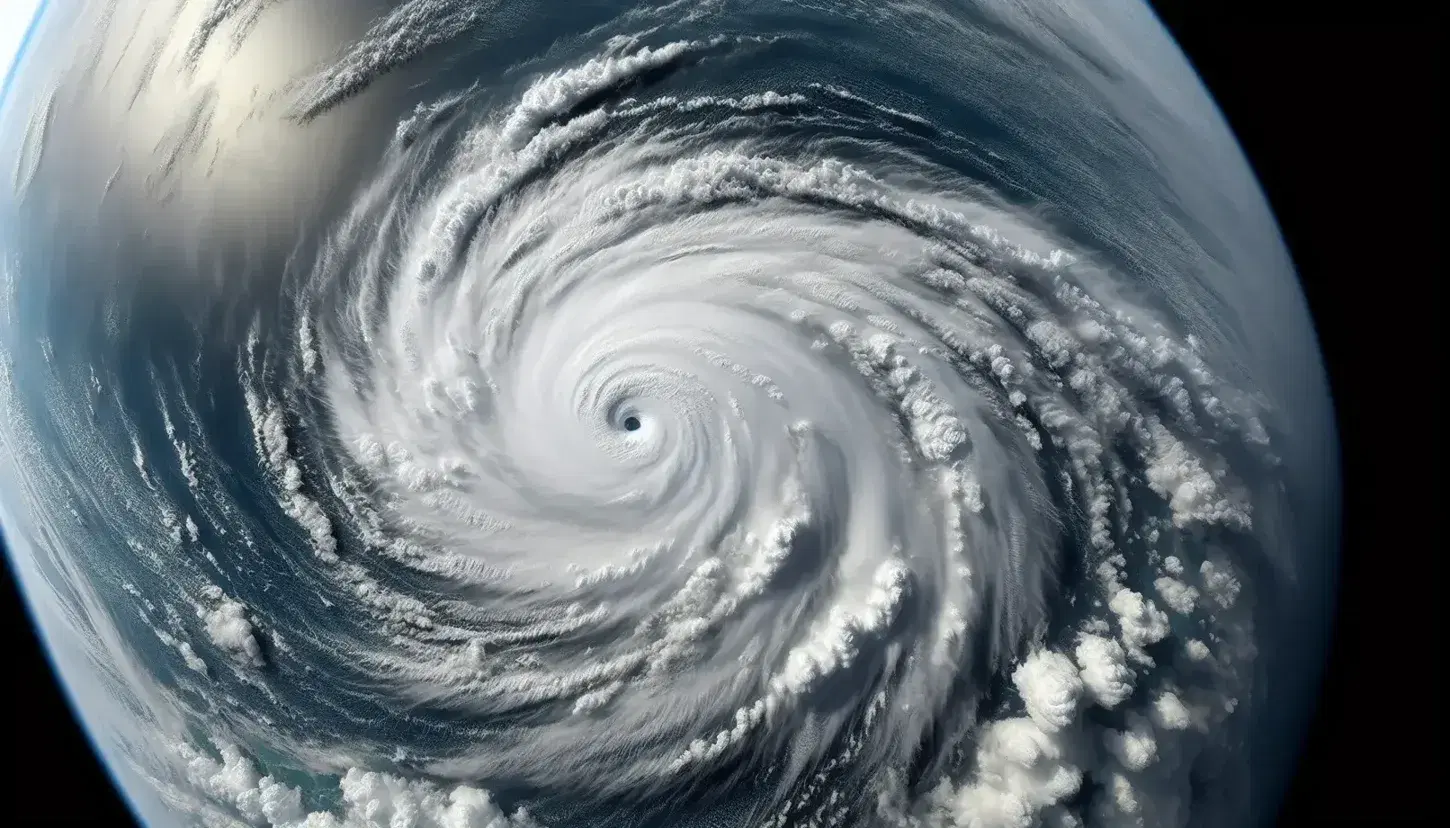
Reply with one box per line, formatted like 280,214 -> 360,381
623,416 -> 641,432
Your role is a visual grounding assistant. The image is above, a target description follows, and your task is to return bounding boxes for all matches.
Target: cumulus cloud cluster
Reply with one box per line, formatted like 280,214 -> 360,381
198,586 -> 265,668
174,740 -> 540,828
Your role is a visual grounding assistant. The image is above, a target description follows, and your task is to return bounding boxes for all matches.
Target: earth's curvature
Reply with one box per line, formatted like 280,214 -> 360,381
0,2 -> 1339,827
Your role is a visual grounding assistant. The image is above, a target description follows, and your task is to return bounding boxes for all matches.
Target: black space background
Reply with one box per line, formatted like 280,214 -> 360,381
0,3 -> 1440,825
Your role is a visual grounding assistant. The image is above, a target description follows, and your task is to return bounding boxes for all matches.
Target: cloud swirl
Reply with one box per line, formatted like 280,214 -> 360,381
225,30 -> 1274,828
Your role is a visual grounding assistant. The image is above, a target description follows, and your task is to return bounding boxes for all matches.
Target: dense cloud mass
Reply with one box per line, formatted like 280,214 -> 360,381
0,1 -> 1332,827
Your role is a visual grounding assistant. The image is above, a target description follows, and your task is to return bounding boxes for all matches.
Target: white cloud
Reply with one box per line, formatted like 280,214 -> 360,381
1074,634 -> 1135,709
245,388 -> 340,563
1149,690 -> 1194,732
0,0 -> 41,85
1198,559 -> 1242,610
1103,713 -> 1158,772
1108,588 -> 1171,659
1182,639 -> 1211,662
944,718 -> 1084,828
200,591 -> 265,668
178,741 -> 541,828
1153,576 -> 1199,616
1144,426 -> 1250,530
1012,650 -> 1083,732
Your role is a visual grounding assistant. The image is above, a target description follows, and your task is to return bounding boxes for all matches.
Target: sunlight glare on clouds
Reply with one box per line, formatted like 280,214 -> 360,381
1,0 -> 43,81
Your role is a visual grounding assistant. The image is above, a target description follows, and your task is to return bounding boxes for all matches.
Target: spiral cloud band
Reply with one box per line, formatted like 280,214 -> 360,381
276,30 -> 1266,826
0,2 -> 1326,827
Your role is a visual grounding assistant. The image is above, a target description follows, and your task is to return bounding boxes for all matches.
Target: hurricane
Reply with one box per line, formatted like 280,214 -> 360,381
0,1 -> 1338,827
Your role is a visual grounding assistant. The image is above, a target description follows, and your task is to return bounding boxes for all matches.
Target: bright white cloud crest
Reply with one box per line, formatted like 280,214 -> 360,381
0,2 -> 42,78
